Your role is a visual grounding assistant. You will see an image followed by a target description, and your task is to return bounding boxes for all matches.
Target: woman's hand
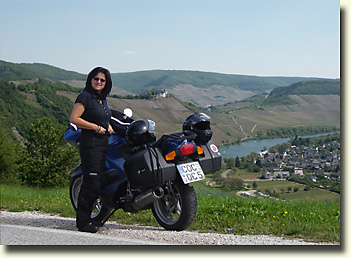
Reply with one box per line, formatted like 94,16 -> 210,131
108,124 -> 114,134
96,126 -> 106,134
96,124 -> 113,134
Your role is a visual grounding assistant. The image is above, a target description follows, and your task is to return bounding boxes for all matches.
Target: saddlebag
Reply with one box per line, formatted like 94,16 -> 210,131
124,147 -> 176,188
198,141 -> 222,174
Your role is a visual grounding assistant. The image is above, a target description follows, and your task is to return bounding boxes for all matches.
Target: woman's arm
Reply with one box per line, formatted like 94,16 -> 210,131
70,103 -> 106,134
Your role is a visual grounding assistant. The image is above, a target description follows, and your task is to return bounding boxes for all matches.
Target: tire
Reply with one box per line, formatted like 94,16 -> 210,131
69,175 -> 111,224
152,177 -> 197,231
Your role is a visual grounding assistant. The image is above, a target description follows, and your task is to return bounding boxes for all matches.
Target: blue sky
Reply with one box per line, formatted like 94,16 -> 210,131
0,0 -> 341,78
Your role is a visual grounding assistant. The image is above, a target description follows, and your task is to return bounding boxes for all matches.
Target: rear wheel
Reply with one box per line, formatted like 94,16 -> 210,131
152,177 -> 197,231
69,175 -> 111,224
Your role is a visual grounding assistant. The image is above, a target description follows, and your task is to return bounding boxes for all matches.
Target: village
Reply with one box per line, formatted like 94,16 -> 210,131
257,139 -> 340,183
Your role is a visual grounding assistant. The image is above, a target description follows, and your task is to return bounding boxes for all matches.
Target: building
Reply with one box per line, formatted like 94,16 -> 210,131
273,171 -> 290,179
262,170 -> 271,179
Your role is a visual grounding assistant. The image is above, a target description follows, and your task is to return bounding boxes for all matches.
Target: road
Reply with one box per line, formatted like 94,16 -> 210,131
0,211 -> 337,245
0,223 -> 170,245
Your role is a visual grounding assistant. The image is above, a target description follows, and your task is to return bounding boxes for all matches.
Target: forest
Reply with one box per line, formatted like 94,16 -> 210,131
0,80 -> 80,138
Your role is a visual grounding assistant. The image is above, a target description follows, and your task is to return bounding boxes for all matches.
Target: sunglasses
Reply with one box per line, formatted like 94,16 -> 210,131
93,77 -> 106,82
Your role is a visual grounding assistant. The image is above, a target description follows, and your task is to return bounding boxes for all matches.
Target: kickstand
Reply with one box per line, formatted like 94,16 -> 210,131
101,208 -> 118,226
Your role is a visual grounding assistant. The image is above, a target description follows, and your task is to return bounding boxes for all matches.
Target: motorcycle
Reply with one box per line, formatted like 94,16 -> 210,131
64,109 -> 221,231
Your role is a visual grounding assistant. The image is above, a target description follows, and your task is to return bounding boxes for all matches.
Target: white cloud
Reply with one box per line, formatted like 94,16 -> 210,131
122,51 -> 136,55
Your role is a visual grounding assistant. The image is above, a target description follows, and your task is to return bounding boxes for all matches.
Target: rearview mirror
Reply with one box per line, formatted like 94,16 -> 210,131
124,108 -> 133,117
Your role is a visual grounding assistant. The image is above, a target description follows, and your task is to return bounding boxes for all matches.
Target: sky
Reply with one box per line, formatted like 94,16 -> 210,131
0,0 -> 341,78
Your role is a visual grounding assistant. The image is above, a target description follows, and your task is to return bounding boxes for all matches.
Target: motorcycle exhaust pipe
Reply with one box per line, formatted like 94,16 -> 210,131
132,187 -> 164,211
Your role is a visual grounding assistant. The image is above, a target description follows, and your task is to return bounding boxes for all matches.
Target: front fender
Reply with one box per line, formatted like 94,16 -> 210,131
70,164 -> 82,178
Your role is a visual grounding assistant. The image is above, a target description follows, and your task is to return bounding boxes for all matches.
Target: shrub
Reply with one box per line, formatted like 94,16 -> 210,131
304,186 -> 311,191
18,117 -> 79,187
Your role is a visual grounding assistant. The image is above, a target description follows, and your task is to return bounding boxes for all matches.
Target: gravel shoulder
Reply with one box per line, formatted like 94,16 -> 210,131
0,210 -> 338,245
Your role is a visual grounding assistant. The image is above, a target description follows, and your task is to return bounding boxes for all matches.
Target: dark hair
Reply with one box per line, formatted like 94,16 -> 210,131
84,67 -> 112,98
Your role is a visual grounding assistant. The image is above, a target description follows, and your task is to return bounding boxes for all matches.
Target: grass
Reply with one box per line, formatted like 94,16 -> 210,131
0,183 -> 340,243
254,180 -> 340,201
192,195 -> 340,242
0,184 -> 75,217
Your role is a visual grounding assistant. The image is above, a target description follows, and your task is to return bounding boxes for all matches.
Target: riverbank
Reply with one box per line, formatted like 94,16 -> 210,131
219,131 -> 340,158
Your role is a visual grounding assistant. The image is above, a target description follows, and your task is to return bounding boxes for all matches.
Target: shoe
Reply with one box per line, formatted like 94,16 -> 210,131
78,223 -> 99,233
92,220 -> 104,227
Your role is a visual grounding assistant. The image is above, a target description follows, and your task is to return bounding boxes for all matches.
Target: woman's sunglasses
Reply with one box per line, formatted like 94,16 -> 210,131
93,77 -> 106,82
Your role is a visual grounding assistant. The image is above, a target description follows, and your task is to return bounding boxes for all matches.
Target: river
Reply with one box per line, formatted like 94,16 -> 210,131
219,132 -> 339,159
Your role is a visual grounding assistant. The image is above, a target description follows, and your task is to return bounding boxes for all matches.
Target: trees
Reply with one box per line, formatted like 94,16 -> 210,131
18,117 -> 79,187
0,81 -> 78,138
0,126 -> 21,184
224,177 -> 244,189
224,157 -> 235,169
235,156 -> 241,168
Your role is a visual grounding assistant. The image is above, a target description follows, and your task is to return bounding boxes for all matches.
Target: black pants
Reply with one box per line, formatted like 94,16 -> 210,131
77,131 -> 109,228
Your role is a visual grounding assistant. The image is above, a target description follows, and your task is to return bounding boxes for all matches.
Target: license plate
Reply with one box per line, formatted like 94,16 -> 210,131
176,161 -> 205,184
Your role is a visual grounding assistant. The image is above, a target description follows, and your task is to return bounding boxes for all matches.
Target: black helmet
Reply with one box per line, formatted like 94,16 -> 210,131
126,120 -> 156,146
183,113 -> 213,145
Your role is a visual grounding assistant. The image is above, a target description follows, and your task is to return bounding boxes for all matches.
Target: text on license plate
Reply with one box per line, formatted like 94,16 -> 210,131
176,162 -> 205,184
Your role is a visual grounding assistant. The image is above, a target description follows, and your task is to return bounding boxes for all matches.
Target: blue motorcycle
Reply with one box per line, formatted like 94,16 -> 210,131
64,109 -> 221,231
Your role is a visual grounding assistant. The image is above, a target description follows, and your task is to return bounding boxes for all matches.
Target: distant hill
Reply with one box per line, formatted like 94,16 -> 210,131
111,70 -> 326,105
20,63 -> 86,81
0,60 -> 44,81
233,79 -> 340,107
1,60 -> 334,106
268,79 -> 340,97
0,60 -> 86,81
111,69 -> 316,93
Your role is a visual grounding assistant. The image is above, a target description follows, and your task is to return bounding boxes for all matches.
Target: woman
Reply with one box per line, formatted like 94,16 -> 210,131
70,67 -> 114,233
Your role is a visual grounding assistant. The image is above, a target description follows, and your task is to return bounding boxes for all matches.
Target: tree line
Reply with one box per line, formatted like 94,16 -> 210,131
110,90 -> 162,100
255,125 -> 339,140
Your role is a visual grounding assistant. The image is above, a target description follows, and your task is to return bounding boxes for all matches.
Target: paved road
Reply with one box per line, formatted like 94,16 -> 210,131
1,211 -> 337,245
0,223 -> 172,245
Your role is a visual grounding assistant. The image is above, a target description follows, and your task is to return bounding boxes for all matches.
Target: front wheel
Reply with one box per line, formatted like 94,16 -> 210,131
69,175 -> 111,224
152,177 -> 197,231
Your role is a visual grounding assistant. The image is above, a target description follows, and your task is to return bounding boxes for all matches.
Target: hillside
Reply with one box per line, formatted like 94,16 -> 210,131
1,60 -> 330,106
0,60 -> 44,81
0,81 -> 79,138
268,79 -> 340,97
49,90 -> 342,145
0,61 -> 340,145
111,69 -> 315,93
217,79 -> 340,108
212,79 -> 340,142
111,70 -> 327,106
0,60 -> 85,82
1,79 -> 338,146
